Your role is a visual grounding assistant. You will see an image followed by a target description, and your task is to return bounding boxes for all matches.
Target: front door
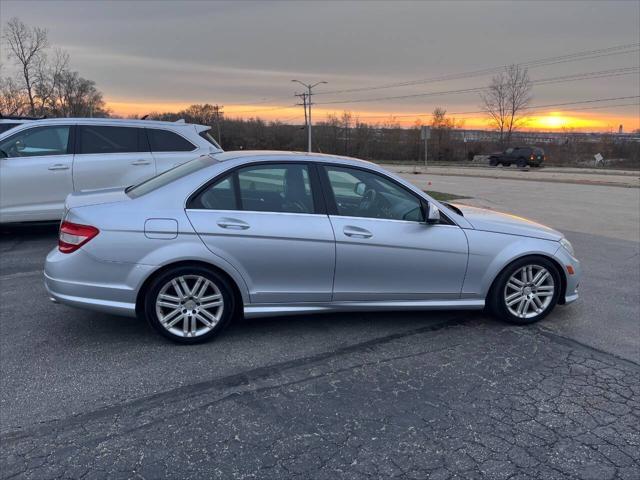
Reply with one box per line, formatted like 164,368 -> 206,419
321,165 -> 468,301
73,125 -> 155,191
186,162 -> 335,303
0,125 -> 74,222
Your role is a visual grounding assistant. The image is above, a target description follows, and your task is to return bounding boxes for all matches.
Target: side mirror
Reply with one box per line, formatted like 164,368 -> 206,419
354,181 -> 366,196
425,202 -> 440,224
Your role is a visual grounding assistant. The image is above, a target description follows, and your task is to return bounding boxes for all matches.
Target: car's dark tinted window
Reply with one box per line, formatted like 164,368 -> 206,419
147,129 -> 196,152
191,163 -> 314,214
0,123 -> 20,134
0,126 -> 71,158
79,126 -> 147,154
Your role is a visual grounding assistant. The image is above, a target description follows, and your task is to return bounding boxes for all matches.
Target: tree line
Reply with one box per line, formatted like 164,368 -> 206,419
0,18 -> 108,118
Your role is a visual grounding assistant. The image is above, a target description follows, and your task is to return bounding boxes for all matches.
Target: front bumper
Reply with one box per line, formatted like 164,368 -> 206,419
554,245 -> 581,305
44,248 -> 154,318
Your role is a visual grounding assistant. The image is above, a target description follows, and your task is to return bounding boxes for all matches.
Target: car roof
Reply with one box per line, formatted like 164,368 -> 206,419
0,117 -> 208,129
213,150 -> 377,167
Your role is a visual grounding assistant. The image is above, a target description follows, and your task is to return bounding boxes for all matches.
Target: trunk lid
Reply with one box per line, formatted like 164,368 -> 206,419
65,187 -> 130,211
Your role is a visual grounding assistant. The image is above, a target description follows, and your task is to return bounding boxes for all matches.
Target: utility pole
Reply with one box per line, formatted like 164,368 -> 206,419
213,104 -> 224,147
295,92 -> 308,136
291,80 -> 327,153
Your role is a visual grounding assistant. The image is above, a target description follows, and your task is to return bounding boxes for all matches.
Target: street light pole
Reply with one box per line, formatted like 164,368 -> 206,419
292,79 -> 327,153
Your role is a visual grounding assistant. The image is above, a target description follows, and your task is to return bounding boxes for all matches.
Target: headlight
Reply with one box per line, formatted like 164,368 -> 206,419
560,238 -> 575,256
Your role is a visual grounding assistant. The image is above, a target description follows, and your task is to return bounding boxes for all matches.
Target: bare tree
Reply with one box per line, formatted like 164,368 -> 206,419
2,17 -> 49,115
0,75 -> 28,116
481,65 -> 532,146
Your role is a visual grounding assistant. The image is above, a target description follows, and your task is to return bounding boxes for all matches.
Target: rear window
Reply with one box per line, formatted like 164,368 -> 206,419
147,129 -> 196,152
125,155 -> 217,198
79,126 -> 148,154
198,130 -> 222,149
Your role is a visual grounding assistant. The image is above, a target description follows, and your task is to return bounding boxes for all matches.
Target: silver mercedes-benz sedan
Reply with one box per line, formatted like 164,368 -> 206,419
44,151 -> 580,344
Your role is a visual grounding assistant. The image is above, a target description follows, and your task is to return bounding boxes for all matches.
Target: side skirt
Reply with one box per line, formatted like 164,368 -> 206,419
244,299 -> 485,319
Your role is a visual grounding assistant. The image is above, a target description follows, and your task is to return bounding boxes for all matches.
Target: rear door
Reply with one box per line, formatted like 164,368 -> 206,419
186,162 -> 335,303
73,125 -> 155,191
147,127 -> 200,174
0,124 -> 74,221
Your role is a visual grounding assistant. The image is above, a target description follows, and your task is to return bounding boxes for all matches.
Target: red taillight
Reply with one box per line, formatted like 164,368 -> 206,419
530,155 -> 535,160
58,221 -> 99,254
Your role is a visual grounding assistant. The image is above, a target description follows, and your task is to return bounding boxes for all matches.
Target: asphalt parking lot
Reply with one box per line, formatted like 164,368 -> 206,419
1,167 -> 639,479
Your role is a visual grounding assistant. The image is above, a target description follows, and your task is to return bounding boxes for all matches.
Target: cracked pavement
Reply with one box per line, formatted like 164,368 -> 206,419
1,320 -> 639,479
1,194 -> 639,479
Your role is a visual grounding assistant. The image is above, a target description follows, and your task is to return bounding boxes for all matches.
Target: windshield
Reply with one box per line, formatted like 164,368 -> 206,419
126,155 -> 217,198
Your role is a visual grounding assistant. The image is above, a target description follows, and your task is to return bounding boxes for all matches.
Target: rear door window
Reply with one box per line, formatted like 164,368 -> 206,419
190,163 -> 315,214
147,129 -> 196,152
79,126 -> 147,154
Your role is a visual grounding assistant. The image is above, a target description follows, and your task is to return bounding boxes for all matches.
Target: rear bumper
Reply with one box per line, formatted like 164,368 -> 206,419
44,248 -> 153,318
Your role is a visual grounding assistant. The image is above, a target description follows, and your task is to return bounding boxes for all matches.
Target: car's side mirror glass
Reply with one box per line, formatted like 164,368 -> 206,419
354,181 -> 366,196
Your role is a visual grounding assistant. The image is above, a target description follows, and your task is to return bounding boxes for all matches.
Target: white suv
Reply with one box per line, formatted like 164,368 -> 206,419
0,118 -> 223,223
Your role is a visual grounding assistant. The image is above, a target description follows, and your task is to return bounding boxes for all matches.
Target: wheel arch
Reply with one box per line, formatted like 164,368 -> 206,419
486,253 -> 567,305
135,260 -> 246,319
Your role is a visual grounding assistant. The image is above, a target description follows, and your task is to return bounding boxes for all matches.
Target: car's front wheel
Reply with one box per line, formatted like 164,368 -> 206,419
489,257 -> 561,325
144,266 -> 235,344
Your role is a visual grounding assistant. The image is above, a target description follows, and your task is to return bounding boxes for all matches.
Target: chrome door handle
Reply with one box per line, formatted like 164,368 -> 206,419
48,164 -> 70,171
343,226 -> 372,239
217,218 -> 250,230
131,159 -> 151,166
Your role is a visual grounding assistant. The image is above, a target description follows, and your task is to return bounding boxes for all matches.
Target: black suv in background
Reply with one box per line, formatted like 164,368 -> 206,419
489,146 -> 545,167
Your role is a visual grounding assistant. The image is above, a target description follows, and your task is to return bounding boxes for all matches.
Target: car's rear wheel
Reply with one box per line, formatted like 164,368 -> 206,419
489,157 -> 498,166
489,256 -> 561,325
144,266 -> 235,344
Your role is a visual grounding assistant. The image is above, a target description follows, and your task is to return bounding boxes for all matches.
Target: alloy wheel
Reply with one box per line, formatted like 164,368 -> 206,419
503,264 -> 555,319
155,275 -> 224,338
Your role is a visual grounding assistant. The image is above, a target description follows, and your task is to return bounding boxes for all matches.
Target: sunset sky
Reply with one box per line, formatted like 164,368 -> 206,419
1,0 -> 639,131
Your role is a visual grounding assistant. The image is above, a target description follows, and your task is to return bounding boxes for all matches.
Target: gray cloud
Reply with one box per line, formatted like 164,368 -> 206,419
1,0 -> 638,123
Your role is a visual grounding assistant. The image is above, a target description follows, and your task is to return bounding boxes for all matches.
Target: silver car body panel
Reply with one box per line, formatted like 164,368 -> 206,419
44,151 -> 581,320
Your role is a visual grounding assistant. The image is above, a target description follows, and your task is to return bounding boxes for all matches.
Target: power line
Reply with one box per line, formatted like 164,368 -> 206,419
314,42 -> 640,97
314,67 -> 640,106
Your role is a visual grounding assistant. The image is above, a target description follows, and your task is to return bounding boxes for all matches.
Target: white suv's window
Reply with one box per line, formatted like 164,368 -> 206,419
147,129 -> 196,152
0,126 -> 70,158
79,126 -> 147,154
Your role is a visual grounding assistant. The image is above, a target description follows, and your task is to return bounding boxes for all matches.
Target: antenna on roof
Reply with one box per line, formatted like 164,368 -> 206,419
175,119 -> 185,123
140,114 -> 149,120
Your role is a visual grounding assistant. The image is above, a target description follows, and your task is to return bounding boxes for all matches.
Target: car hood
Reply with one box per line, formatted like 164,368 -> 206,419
452,204 -> 563,241
65,187 -> 130,210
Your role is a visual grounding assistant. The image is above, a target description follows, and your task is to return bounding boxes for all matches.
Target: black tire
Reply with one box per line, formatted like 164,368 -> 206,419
517,157 -> 527,168
488,256 -> 562,325
143,265 -> 236,344
489,157 -> 498,166
503,162 -> 511,167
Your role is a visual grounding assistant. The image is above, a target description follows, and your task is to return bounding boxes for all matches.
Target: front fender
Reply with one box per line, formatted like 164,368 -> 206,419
462,230 -> 563,298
